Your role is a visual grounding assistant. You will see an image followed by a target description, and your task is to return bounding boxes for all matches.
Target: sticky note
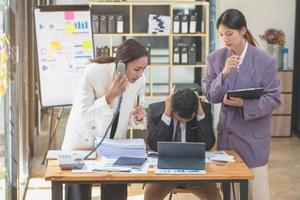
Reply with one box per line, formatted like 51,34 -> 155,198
64,11 -> 75,20
64,24 -> 76,33
50,41 -> 62,50
82,41 -> 93,50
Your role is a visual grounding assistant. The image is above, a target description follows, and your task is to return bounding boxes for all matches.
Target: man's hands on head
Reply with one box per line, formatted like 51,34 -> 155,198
197,100 -> 204,116
105,72 -> 128,104
164,86 -> 176,117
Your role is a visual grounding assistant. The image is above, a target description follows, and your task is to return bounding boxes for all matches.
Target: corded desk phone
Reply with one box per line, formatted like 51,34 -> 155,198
57,152 -> 84,170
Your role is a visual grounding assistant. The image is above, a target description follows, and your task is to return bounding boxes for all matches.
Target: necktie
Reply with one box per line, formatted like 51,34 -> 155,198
175,122 -> 182,142
109,111 -> 120,139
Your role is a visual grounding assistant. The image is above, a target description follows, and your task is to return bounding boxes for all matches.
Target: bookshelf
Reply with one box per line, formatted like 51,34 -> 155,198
89,0 -> 209,102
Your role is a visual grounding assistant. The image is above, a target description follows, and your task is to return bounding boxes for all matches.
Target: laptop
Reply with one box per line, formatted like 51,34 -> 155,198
157,142 -> 206,170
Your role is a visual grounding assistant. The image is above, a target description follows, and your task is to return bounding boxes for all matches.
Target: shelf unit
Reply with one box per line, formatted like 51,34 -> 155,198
89,0 -> 209,100
271,69 -> 293,136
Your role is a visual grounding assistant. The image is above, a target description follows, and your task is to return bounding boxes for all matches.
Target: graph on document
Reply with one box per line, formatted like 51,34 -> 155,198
74,21 -> 89,30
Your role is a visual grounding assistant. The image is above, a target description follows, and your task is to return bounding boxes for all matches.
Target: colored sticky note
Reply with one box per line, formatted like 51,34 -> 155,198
64,24 -> 76,33
64,11 -> 75,20
82,41 -> 93,50
50,41 -> 62,50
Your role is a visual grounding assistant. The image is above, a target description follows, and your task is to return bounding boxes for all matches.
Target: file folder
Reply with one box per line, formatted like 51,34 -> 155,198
107,15 -> 116,33
181,15 -> 189,33
173,14 -> 180,33
145,44 -> 151,65
99,15 -> 107,33
180,46 -> 188,64
189,13 -> 197,33
104,46 -> 110,56
116,15 -> 124,33
92,15 -> 99,34
188,44 -> 196,64
173,46 -> 180,64
112,46 -> 118,57
96,47 -> 101,57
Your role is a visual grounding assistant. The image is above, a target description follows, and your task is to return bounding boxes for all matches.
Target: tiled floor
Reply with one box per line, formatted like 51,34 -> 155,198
25,109 -> 300,199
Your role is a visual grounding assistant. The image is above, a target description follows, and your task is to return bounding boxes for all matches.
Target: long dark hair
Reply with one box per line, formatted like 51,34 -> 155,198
217,9 -> 258,47
91,39 -> 148,64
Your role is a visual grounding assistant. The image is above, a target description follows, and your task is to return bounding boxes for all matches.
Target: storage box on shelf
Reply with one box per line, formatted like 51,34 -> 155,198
271,70 -> 293,136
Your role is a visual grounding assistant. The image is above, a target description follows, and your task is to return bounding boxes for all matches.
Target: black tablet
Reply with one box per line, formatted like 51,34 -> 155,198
227,87 -> 264,99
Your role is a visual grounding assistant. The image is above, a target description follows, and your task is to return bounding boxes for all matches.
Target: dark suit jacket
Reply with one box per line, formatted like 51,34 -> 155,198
147,101 -> 216,152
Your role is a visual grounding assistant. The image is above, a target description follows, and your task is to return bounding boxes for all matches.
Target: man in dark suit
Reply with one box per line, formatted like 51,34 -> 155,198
144,89 -> 221,200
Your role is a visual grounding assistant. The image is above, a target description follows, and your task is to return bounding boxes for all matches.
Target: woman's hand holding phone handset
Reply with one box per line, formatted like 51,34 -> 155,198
105,72 -> 128,104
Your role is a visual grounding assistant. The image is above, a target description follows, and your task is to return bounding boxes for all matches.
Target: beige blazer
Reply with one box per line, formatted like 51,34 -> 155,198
62,62 -> 146,150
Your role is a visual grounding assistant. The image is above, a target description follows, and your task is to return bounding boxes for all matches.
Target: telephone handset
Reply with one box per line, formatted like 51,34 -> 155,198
117,61 -> 126,77
57,152 -> 84,170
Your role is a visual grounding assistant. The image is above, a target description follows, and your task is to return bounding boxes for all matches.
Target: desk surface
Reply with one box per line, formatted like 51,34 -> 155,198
45,150 -> 253,183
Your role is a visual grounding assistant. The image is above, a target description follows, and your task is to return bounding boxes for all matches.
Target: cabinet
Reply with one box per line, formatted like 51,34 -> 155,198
89,0 -> 209,102
271,70 -> 293,136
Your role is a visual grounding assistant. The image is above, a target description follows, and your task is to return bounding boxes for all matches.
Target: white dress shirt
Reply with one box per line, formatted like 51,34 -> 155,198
161,113 -> 205,142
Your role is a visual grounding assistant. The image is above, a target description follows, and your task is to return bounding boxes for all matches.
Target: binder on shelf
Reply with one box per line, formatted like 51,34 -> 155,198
181,15 -> 189,33
173,46 -> 180,64
112,46 -> 118,57
188,44 -> 196,64
96,46 -> 109,56
173,14 -> 180,33
107,15 -> 116,33
104,46 -> 109,56
189,12 -> 197,33
99,15 -> 107,33
180,46 -> 188,64
96,47 -> 102,57
116,15 -> 124,33
196,5 -> 204,32
145,44 -> 151,65
92,15 -> 99,34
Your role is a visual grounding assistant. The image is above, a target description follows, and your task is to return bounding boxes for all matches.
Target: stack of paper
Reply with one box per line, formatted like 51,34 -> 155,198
148,14 -> 171,34
95,138 -> 147,158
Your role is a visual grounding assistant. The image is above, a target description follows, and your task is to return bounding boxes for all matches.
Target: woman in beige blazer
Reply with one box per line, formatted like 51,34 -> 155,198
62,39 -> 148,200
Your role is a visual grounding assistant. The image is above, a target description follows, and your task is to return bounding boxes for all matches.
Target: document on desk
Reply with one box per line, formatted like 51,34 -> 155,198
205,151 -> 235,163
72,157 -> 149,173
155,168 -> 206,174
96,138 -> 147,158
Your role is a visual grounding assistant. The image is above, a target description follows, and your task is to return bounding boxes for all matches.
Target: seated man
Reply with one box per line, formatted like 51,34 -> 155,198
144,88 -> 221,200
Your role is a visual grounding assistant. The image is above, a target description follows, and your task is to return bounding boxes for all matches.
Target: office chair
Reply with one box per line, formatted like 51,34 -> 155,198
168,186 -> 190,200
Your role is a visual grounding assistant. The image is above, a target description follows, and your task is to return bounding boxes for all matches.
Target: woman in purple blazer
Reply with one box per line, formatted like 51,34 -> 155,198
203,9 -> 281,200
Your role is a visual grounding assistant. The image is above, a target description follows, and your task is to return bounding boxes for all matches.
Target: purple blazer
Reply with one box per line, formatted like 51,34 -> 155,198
202,44 -> 281,168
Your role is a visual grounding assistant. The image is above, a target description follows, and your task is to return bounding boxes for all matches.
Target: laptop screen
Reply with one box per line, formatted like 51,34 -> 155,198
157,142 -> 206,170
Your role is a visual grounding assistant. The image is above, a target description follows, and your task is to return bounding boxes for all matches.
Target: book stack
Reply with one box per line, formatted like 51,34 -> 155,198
95,138 -> 147,158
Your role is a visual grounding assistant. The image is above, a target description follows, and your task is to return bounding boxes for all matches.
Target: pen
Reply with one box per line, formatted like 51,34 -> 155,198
136,95 -> 140,106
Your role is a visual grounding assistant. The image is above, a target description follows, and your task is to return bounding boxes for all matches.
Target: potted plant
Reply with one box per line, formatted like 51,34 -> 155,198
260,28 -> 285,68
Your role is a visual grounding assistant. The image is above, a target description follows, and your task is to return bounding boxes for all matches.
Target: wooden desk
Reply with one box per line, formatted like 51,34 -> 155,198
45,150 -> 253,200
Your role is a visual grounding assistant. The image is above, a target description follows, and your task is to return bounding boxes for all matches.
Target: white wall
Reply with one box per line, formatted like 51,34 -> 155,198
217,0 -> 296,68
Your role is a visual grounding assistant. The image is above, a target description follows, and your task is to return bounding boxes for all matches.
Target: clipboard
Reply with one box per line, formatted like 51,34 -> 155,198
227,87 -> 264,99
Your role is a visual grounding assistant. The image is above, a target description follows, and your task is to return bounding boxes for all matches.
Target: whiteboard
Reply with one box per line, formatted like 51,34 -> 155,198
34,7 -> 94,107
